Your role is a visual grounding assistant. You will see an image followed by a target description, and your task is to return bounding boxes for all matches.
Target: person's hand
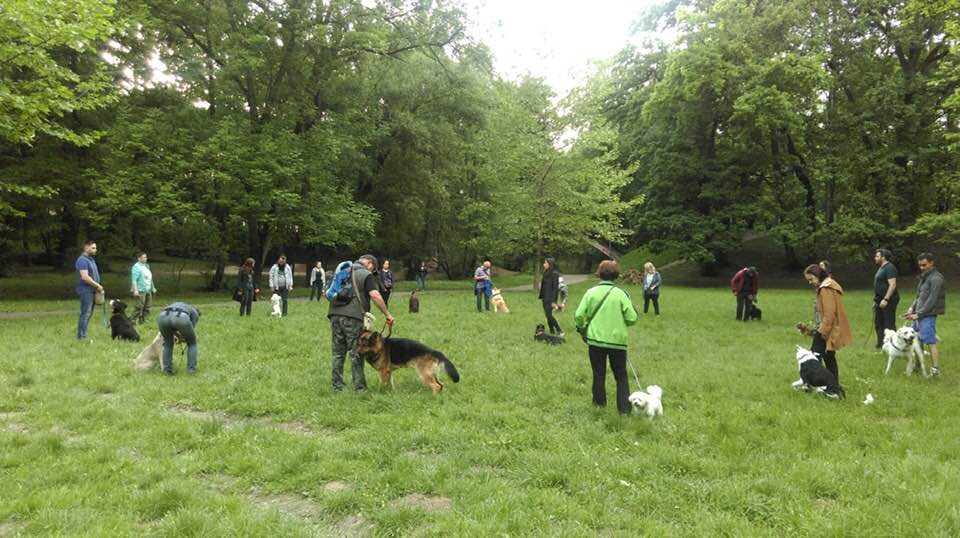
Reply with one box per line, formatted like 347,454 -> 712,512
747,295 -> 754,301
97,285 -> 105,293
906,313 -> 919,321
879,298 -> 889,308
132,290 -> 139,297
551,303 -> 558,310
386,315 -> 395,327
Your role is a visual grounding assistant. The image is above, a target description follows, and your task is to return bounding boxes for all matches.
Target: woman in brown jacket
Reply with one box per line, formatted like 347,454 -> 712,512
803,265 -> 853,381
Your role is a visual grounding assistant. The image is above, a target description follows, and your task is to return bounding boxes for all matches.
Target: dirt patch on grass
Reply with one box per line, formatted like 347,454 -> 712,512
322,480 -> 352,494
0,412 -> 28,434
0,522 -> 17,537
336,513 -> 373,537
388,493 -> 453,512
166,404 -> 315,435
250,489 -> 325,522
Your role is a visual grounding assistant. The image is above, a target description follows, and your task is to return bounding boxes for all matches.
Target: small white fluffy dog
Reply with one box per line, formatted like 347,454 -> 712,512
882,326 -> 926,377
629,385 -> 663,418
270,293 -> 283,318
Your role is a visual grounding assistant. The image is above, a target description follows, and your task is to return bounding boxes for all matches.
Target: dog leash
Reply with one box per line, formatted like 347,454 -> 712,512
102,298 -> 109,328
626,355 -> 641,388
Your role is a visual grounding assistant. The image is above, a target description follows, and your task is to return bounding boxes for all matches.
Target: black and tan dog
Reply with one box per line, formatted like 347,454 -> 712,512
409,290 -> 420,313
355,330 -> 459,393
534,324 -> 565,345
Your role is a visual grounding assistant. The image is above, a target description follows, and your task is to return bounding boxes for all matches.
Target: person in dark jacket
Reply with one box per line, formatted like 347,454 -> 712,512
905,252 -> 946,376
416,262 -> 428,291
641,262 -> 662,315
380,260 -> 394,307
730,266 -> 759,321
238,258 -> 258,316
872,248 -> 899,349
157,302 -> 200,375
539,257 -> 563,336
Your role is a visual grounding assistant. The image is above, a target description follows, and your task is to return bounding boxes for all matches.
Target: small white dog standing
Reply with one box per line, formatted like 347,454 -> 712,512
270,293 -> 283,319
882,327 -> 927,377
629,385 -> 664,419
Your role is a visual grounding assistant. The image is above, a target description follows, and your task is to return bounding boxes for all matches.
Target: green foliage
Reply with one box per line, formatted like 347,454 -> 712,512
0,0 -> 118,146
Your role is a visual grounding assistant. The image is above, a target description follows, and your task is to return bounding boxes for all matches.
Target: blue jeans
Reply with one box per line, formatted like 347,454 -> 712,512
158,311 -> 198,372
77,291 -> 95,339
416,275 -> 425,290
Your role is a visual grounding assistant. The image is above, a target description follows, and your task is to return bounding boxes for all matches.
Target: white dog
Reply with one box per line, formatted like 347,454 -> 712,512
629,385 -> 663,418
882,327 -> 926,377
270,293 -> 283,319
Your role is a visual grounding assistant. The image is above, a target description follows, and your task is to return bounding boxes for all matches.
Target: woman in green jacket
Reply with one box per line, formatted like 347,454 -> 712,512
574,260 -> 639,415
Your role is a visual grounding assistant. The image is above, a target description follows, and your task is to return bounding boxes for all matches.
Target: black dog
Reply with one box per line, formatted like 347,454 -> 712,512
534,324 -> 565,345
749,302 -> 762,321
409,290 -> 420,313
110,300 -> 141,341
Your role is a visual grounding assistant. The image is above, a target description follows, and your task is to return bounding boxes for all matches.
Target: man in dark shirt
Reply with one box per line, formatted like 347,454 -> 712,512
872,248 -> 899,349
327,254 -> 394,392
75,240 -> 104,340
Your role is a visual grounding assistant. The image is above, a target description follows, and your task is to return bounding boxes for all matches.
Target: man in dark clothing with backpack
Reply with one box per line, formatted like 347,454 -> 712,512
327,254 -> 395,392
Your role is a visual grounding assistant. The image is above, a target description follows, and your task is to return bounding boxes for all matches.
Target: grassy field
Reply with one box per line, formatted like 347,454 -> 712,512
1,280 -> 958,536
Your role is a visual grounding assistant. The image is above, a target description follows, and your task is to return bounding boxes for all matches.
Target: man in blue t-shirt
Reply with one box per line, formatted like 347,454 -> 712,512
75,240 -> 104,340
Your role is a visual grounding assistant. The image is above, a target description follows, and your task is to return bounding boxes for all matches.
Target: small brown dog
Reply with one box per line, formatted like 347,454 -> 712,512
491,287 -> 510,313
355,330 -> 459,393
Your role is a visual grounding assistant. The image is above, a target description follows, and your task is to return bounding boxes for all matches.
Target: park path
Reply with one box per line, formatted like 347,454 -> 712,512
503,274 -> 589,292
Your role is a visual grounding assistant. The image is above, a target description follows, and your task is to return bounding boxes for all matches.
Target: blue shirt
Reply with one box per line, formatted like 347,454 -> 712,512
75,255 -> 100,295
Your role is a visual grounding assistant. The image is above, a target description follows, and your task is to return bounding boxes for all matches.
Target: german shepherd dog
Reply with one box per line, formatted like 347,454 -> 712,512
355,330 -> 460,393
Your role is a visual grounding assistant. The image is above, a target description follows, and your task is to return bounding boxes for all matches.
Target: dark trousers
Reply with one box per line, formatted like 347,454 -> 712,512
736,292 -> 753,321
275,287 -> 289,316
588,345 -> 631,415
873,298 -> 899,348
309,282 -> 323,301
811,332 -> 839,382
240,287 -> 253,316
476,289 -> 490,312
643,292 -> 660,315
542,301 -> 562,334
382,288 -> 392,307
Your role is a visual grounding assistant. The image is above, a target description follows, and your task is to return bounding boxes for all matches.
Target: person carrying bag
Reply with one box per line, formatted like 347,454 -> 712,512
574,260 -> 639,415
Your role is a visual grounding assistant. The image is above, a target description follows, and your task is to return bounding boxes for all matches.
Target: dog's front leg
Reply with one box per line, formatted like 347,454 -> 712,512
884,356 -> 895,375
378,368 -> 392,389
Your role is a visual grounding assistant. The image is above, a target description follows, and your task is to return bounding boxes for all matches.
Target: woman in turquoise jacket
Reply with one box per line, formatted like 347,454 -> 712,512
575,260 -> 638,415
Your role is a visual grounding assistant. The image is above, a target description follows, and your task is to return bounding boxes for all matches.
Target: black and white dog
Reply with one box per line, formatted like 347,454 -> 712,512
534,324 -> 565,345
749,300 -> 762,321
109,300 -> 141,341
792,345 -> 844,399
882,326 -> 927,377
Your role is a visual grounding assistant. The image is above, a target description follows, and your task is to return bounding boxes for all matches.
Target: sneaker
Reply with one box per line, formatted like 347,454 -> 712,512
557,332 -> 566,338
931,367 -> 941,377
163,370 -> 174,376
187,368 -> 197,375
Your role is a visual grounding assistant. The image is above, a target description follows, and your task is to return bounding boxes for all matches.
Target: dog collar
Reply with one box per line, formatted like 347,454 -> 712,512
797,355 -> 819,365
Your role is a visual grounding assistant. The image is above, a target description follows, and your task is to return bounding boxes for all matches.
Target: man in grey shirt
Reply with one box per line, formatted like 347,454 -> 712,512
906,252 -> 946,376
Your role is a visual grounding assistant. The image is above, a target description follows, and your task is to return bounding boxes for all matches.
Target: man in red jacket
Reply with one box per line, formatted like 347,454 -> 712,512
731,267 -> 759,321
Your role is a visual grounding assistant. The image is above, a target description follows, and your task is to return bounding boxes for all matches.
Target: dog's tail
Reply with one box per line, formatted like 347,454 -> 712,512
433,352 -> 460,383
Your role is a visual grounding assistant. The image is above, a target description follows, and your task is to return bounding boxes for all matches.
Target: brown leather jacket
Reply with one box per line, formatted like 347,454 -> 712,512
817,278 -> 853,351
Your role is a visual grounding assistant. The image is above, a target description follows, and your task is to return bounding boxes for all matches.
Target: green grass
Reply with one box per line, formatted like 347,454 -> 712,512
1,281 -> 958,536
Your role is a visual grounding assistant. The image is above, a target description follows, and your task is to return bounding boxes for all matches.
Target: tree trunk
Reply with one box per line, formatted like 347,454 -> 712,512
208,261 -> 226,291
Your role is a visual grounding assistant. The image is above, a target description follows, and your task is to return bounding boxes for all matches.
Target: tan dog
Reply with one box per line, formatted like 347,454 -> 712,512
134,332 -> 180,370
491,287 -> 510,313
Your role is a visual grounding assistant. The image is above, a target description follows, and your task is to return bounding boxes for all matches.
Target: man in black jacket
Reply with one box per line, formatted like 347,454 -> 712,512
539,257 -> 563,337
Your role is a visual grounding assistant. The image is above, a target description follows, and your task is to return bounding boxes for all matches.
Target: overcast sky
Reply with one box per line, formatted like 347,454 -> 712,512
461,0 -> 657,98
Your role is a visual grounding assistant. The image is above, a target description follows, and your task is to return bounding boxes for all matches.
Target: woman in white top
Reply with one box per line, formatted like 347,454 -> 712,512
641,262 -> 662,315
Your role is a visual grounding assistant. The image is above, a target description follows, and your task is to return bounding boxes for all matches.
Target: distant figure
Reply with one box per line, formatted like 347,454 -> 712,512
130,252 -> 157,324
574,260 -> 639,415
309,261 -> 326,301
538,257 -> 563,336
558,276 -> 569,311
730,266 -> 759,321
873,249 -> 899,350
157,302 -> 200,375
238,258 -> 258,316
75,240 -> 104,340
641,262 -> 661,315
801,265 -> 852,383
269,255 -> 293,316
474,259 -> 492,312
416,262 -> 428,291
905,252 -> 946,376
380,260 -> 394,307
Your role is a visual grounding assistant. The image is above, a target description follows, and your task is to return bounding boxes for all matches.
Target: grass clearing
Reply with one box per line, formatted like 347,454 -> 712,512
1,281 -> 958,535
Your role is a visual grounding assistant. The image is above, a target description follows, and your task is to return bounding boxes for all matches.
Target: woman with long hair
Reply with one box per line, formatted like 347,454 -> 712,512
802,264 -> 852,382
538,257 -> 563,336
238,258 -> 258,316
